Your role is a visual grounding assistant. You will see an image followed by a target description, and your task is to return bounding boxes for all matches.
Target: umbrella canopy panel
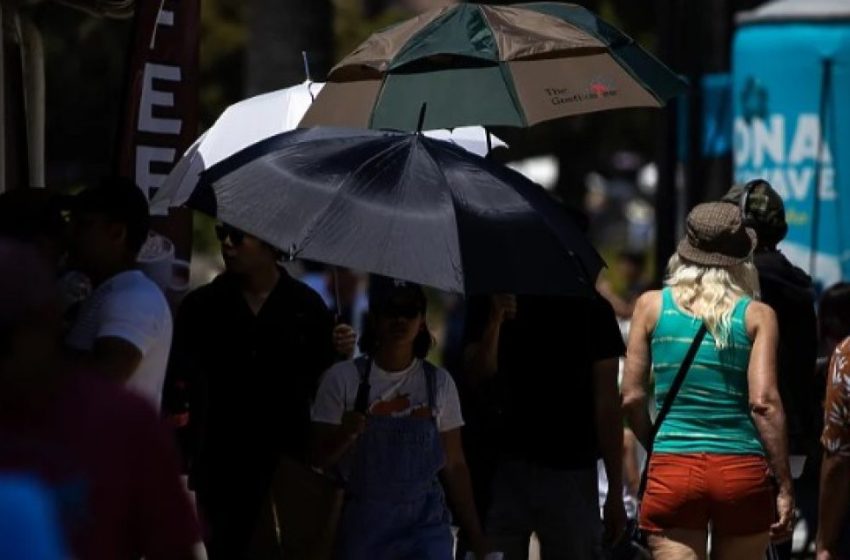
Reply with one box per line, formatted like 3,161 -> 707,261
300,2 -> 686,131
191,127 -> 603,296
150,81 -> 504,216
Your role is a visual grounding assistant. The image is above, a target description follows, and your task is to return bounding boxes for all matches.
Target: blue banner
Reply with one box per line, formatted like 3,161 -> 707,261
733,23 -> 850,287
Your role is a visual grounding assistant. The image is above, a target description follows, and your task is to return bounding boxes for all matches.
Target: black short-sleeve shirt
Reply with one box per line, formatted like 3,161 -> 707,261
464,294 -> 625,469
163,269 -> 336,488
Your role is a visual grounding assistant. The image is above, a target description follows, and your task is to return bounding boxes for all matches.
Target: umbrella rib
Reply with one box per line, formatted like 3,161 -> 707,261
295,140 -> 409,260
420,140 -> 466,291
477,6 -> 530,127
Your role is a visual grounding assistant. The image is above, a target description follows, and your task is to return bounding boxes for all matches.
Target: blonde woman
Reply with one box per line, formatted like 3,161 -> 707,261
622,203 -> 794,559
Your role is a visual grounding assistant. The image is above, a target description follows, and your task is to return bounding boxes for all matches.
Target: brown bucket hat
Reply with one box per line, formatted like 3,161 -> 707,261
677,202 -> 757,267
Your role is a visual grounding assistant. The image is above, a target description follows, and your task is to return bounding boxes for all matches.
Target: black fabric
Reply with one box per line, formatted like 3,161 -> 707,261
754,250 -> 819,455
162,269 -> 335,556
353,357 -> 372,415
463,294 -> 625,470
193,128 -> 604,297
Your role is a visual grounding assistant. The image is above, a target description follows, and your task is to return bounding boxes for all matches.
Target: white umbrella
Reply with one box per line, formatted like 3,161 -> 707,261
150,81 -> 505,216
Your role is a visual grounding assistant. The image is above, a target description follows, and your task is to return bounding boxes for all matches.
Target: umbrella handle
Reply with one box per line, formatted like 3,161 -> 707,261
332,266 -> 342,321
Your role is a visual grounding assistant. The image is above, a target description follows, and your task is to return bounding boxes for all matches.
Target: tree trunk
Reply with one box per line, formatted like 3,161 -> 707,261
245,0 -> 334,96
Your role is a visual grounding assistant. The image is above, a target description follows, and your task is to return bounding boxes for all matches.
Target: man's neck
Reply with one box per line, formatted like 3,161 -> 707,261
240,264 -> 281,296
374,346 -> 416,372
88,261 -> 134,287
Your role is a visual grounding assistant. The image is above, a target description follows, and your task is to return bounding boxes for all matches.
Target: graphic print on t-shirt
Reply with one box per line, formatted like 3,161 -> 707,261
369,394 -> 433,418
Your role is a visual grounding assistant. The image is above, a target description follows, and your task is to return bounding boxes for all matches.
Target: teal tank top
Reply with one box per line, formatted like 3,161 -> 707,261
651,288 -> 764,455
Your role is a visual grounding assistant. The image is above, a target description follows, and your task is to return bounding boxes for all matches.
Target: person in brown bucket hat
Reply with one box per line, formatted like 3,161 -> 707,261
676,202 -> 757,267
621,201 -> 795,559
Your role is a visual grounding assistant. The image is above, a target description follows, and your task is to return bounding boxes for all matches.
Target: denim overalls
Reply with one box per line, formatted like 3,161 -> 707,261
335,358 -> 453,559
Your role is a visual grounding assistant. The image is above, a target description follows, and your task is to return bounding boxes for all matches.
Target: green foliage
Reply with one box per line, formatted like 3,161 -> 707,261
334,0 -> 407,59
199,0 -> 247,130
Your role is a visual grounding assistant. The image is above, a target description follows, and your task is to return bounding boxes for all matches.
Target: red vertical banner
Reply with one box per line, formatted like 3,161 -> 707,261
117,0 -> 199,274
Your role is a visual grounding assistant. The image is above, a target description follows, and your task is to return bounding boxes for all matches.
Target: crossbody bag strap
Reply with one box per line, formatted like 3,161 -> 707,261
353,357 -> 372,415
637,323 -> 708,499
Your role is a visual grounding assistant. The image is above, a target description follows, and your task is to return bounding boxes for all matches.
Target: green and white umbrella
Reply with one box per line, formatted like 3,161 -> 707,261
300,2 -> 686,131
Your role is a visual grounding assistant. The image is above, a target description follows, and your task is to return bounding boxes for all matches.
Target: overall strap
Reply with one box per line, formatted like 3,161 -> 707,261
422,361 -> 438,415
353,357 -> 372,415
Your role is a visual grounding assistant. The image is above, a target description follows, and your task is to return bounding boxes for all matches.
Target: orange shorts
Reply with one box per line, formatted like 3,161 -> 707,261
639,453 -> 775,536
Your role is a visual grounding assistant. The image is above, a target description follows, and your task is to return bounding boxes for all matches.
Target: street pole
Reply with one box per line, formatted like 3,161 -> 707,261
654,0 -> 681,285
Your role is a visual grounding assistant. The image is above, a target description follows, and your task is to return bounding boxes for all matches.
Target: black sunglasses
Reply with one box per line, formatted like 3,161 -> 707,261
215,224 -> 246,245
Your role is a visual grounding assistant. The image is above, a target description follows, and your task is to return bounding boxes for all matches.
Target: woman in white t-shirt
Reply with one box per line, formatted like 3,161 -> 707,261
312,277 -> 487,559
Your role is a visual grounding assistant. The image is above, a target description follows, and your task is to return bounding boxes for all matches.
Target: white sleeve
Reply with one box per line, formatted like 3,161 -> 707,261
96,288 -> 170,356
312,362 -> 355,425
436,368 -> 464,432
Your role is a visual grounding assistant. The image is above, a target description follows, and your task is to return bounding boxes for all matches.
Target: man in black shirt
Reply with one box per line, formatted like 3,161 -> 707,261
463,293 -> 626,559
163,223 -> 354,559
721,180 -> 818,559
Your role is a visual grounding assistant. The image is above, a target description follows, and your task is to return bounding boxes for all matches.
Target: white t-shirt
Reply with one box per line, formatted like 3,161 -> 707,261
312,359 -> 464,433
66,270 -> 173,410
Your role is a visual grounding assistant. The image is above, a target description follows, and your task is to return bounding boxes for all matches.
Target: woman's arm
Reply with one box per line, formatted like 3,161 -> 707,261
439,429 -> 487,558
621,291 -> 661,449
463,295 -> 515,387
310,415 -> 365,469
746,302 -> 794,542
623,428 -> 641,497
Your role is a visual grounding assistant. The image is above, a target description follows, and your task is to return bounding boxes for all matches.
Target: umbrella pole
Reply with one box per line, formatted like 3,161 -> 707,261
486,131 -> 492,156
302,51 -> 312,84
332,266 -> 342,321
810,58 -> 832,278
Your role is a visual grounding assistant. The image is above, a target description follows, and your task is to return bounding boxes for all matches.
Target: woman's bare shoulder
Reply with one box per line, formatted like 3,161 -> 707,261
745,300 -> 778,335
635,290 -> 662,315
633,290 -> 662,330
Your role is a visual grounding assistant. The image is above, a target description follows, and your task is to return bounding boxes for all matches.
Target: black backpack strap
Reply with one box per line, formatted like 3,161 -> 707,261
637,322 -> 708,499
422,360 -> 438,414
353,357 -> 372,415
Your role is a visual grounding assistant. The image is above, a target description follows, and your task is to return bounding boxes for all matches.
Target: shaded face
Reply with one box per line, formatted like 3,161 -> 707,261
68,211 -> 122,273
374,295 -> 425,349
217,224 -> 276,275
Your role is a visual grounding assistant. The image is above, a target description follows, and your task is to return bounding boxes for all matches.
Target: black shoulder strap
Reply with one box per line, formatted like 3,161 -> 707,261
423,360 -> 438,412
353,357 -> 371,415
637,323 -> 708,498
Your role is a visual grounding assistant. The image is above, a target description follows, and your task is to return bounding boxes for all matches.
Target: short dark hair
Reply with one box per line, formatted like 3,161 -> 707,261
820,282 -> 850,342
357,311 -> 434,359
0,188 -> 67,243
72,177 -> 150,256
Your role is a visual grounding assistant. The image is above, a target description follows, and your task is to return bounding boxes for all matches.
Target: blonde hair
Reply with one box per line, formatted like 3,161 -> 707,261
665,254 -> 760,348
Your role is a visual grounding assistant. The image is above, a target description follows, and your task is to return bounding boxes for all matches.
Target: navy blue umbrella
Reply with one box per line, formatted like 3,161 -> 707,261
189,127 -> 603,296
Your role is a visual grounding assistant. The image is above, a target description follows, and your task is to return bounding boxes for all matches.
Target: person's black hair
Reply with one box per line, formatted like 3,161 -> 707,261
0,188 -> 67,243
819,282 -> 850,342
357,311 -> 434,359
73,177 -> 150,256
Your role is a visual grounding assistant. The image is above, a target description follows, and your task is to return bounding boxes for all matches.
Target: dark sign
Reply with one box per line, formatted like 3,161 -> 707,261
117,0 -> 199,263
